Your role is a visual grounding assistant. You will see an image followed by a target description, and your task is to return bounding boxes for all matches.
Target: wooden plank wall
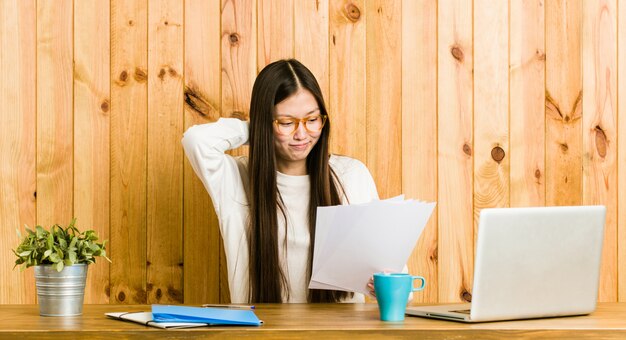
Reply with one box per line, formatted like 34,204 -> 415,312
110,0 -> 148,304
1,0 -> 626,304
74,0 -> 111,304
438,0 -> 474,303
0,0 -> 36,304
183,0 -> 221,306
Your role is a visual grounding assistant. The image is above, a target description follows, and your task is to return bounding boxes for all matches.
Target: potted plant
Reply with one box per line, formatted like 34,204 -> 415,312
13,218 -> 111,316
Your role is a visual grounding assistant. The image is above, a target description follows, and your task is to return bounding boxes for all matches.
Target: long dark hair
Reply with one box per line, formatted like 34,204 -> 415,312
247,59 -> 351,303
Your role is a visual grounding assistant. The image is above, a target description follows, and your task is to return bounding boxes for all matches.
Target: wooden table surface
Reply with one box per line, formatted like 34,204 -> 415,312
2,303 -> 626,339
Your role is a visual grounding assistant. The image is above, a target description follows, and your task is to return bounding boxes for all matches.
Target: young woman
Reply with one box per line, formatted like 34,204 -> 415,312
182,59 -> 378,303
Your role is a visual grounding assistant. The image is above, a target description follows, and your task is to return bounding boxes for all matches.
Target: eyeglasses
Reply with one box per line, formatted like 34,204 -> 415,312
273,114 -> 327,136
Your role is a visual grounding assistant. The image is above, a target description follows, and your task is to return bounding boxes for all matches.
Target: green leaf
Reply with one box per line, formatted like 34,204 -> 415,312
35,226 -> 44,238
55,261 -> 64,272
53,245 -> 64,259
101,250 -> 112,263
69,236 -> 77,249
47,232 -> 53,249
18,251 -> 32,257
68,251 -> 77,264
85,231 -> 98,241
49,253 -> 61,263
58,237 -> 67,249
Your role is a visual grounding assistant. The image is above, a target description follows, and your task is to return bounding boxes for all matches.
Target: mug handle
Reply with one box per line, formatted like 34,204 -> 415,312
411,276 -> 426,292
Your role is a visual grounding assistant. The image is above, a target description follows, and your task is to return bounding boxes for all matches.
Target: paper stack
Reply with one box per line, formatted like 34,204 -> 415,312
309,196 -> 436,296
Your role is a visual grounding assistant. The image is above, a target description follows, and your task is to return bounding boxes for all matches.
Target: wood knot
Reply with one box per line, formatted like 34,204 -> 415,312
534,169 -> 541,179
491,146 -> 505,163
158,68 -> 166,80
429,246 -> 438,262
155,288 -> 162,300
595,126 -> 607,158
461,290 -> 472,302
462,143 -> 472,156
136,289 -> 148,302
545,90 -> 563,121
229,33 -> 240,45
564,115 -> 570,122
119,70 -> 128,82
168,286 -> 183,301
168,68 -> 178,77
164,21 -> 168,26
128,20 -> 134,26
184,85 -> 217,120
451,45 -> 464,62
134,67 -> 147,83
332,35 -> 336,45
536,49 -> 546,61
559,143 -> 568,152
105,285 -> 110,297
230,111 -> 247,120
117,291 -> 126,302
33,191 -> 37,198
100,100 -> 110,112
344,3 -> 361,22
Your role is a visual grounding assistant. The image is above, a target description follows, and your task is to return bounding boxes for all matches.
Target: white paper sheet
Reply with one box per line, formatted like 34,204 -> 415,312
106,312 -> 209,329
309,197 -> 435,295
310,196 -> 407,291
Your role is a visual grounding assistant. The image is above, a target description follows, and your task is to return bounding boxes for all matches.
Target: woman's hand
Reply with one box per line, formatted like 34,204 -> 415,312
367,276 -> 376,298
367,269 -> 394,298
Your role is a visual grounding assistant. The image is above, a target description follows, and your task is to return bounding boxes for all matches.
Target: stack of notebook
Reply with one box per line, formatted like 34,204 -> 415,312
106,305 -> 262,329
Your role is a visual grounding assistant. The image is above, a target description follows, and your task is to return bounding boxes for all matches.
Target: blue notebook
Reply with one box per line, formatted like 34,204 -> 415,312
152,305 -> 262,326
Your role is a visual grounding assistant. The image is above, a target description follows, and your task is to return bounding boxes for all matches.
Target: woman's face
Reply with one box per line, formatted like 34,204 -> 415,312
273,89 -> 323,175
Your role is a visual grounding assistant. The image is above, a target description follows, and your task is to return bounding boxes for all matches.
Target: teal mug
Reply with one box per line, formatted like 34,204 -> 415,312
373,273 -> 426,321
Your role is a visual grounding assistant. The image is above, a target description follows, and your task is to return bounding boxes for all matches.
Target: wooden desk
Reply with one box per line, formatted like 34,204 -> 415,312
2,303 -> 626,339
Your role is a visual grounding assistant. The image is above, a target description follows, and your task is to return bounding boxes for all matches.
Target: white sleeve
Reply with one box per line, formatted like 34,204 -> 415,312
181,118 -> 249,219
356,161 -> 379,202
336,158 -> 379,204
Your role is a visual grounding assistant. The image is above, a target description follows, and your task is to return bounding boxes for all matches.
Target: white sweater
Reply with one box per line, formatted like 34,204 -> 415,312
182,118 -> 379,303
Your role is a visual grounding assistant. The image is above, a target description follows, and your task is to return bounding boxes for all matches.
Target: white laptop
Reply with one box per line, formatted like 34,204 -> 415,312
406,205 -> 606,323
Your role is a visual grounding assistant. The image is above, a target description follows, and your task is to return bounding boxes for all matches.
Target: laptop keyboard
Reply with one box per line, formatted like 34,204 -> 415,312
451,309 -> 471,314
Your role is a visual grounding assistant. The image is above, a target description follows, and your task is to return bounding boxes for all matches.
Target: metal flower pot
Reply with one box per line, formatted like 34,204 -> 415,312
34,264 -> 88,316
